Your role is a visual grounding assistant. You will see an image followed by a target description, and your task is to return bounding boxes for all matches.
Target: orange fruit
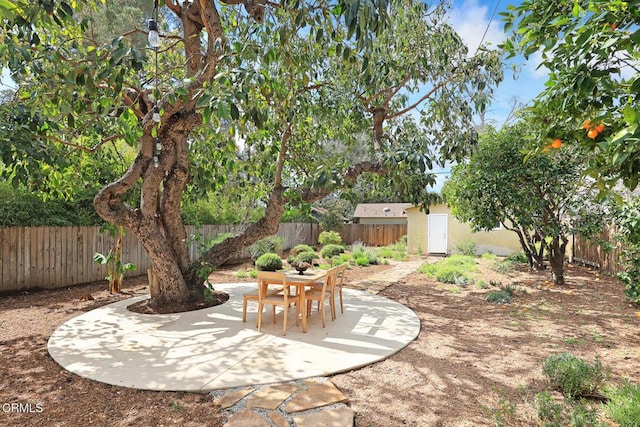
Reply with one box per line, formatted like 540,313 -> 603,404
587,129 -> 599,139
583,119 -> 592,130
596,123 -> 605,132
612,23 -> 617,30
551,138 -> 562,149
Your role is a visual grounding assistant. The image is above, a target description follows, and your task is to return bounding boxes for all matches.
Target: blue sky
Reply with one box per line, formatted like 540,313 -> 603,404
448,0 -> 547,126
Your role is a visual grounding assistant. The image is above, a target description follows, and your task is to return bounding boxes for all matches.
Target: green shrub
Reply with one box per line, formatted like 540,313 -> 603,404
486,290 -> 512,304
617,246 -> 640,305
535,391 -> 565,426
542,353 -> 605,398
290,244 -> 315,256
351,245 -> 378,266
455,239 -> 477,256
332,253 -> 351,266
320,244 -> 345,259
255,253 -> 283,271
248,235 -> 285,261
481,252 -> 498,260
294,251 -> 318,264
604,380 -> 640,426
0,182 -> 102,226
420,255 -> 477,284
491,259 -> 514,275
377,246 -> 394,258
506,252 -> 528,264
433,265 -> 470,284
318,230 -> 342,246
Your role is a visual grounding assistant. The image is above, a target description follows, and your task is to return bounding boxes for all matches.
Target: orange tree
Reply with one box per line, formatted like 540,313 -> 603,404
0,0 -> 501,311
442,122 -> 610,286
502,0 -> 640,191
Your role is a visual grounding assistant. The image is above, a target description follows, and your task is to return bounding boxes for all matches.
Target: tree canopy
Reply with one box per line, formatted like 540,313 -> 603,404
442,122 -> 610,285
0,0 -> 503,310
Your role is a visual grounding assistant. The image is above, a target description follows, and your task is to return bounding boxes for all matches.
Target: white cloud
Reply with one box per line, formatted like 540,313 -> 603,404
448,0 -> 506,54
529,50 -> 550,79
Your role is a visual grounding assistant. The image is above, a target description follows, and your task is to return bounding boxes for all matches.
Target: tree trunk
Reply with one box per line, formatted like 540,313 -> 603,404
508,225 -> 546,270
549,235 -> 568,286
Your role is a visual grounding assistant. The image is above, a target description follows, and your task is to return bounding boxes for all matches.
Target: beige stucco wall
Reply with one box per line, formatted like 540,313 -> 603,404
406,204 -> 522,256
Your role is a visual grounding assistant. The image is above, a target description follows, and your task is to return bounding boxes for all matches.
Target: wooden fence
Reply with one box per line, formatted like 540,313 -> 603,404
0,223 -> 319,293
0,222 -> 407,292
572,224 -> 622,275
340,224 -> 407,247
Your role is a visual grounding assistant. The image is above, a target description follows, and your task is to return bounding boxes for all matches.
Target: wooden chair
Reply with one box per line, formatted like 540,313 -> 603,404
242,284 -> 281,324
256,271 -> 301,336
333,263 -> 349,316
310,263 -> 348,320
304,267 -> 338,328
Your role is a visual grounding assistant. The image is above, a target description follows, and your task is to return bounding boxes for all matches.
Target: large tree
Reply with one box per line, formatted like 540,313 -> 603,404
442,123 -> 609,285
502,0 -> 640,191
1,0 -> 501,310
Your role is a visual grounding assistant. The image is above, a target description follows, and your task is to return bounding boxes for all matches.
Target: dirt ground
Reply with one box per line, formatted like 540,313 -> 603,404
0,258 -> 638,426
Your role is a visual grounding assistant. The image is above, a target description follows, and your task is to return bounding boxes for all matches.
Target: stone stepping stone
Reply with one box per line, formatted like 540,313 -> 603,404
213,387 -> 255,409
246,383 -> 300,410
268,411 -> 290,427
222,408 -> 269,427
292,406 -> 355,427
285,381 -> 347,413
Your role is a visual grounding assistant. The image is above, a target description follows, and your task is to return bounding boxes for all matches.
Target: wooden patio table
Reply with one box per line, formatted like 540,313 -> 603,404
279,269 -> 327,333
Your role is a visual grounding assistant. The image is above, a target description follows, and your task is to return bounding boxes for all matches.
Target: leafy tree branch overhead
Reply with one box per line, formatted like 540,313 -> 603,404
502,0 -> 640,192
0,0 -> 502,311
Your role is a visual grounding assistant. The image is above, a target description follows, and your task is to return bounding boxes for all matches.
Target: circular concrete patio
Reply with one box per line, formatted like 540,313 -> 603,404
47,282 -> 420,392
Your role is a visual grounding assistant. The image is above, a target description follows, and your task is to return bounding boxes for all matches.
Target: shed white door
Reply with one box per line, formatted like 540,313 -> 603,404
428,214 -> 448,254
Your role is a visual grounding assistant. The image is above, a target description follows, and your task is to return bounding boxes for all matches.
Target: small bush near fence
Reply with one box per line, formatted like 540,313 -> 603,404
248,236 -> 285,261
318,230 -> 342,246
320,244 -> 345,259
255,253 -> 283,271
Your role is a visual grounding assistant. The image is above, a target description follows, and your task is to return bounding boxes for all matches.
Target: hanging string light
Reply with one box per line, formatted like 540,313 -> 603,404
148,0 -> 161,167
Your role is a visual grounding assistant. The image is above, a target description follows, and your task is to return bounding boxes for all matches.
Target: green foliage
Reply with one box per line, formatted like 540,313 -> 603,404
316,198 -> 352,232
604,380 -> 640,427
481,252 -> 498,260
376,238 -> 408,261
320,244 -> 345,259
502,0 -> 640,192
491,259 -> 514,275
181,185 -> 266,225
351,245 -> 378,266
487,283 -> 516,304
506,252 -> 529,264
442,122 -> 608,282
420,255 -> 476,284
333,253 -> 352,266
486,290 -> 512,304
614,197 -> 640,305
484,389 -> 517,427
248,236 -> 285,261
542,353 -> 605,398
318,230 -> 343,246
294,251 -> 318,264
254,253 -> 283,271
0,182 -> 102,226
535,392 -> 600,427
455,239 -> 477,256
290,244 -> 315,257
93,225 -> 136,293
235,269 -> 258,279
